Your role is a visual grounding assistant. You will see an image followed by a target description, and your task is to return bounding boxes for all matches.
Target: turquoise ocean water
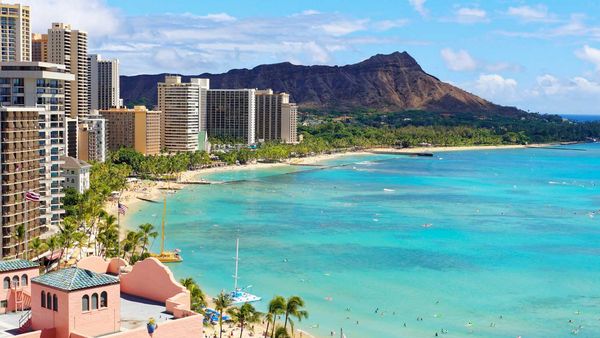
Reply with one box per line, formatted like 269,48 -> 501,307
127,144 -> 600,337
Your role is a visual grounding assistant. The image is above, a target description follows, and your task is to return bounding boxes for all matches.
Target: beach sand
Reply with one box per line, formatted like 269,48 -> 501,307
109,143 -> 553,221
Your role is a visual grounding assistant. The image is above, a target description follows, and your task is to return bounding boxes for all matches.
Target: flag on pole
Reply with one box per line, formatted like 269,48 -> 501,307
118,202 -> 128,215
25,190 -> 40,202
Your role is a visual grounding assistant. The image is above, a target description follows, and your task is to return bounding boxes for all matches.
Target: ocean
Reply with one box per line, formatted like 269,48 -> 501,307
562,114 -> 600,122
127,144 -> 600,337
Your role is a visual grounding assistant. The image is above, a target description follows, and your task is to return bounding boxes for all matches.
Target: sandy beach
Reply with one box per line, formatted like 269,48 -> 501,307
109,143 -> 556,221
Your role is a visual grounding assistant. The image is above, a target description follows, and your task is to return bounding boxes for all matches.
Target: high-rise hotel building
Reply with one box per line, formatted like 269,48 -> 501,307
0,1 -> 30,62
89,54 -> 121,111
31,33 -> 48,64
100,106 -> 161,156
206,89 -> 256,145
255,89 -> 298,144
46,23 -> 89,118
157,76 -> 209,152
0,62 -> 74,256
0,106 -> 41,258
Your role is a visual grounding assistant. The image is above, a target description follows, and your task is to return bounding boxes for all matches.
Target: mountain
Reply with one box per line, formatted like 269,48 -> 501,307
120,51 -> 522,114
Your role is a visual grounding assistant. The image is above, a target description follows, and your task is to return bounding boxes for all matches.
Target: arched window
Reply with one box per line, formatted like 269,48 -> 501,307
41,291 -> 46,308
46,292 -> 52,310
91,293 -> 98,310
11,276 -> 18,287
82,295 -> 89,311
3,277 -> 10,289
100,291 -> 107,308
52,294 -> 58,311
20,274 -> 27,286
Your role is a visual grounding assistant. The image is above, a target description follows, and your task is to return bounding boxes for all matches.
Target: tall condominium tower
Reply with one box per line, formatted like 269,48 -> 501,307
31,33 -> 48,62
0,1 -> 30,62
47,22 -> 89,118
0,106 -> 42,259
100,106 -> 161,156
89,54 -> 121,111
0,62 -> 74,250
206,89 -> 256,145
78,111 -> 107,163
157,76 -> 209,152
255,89 -> 298,144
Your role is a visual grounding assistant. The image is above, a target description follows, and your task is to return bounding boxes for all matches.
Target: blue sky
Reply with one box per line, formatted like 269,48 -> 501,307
24,0 -> 600,115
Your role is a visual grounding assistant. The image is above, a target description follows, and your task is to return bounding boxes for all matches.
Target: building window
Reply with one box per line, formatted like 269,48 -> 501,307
100,291 -> 107,308
3,277 -> 9,289
82,295 -> 89,312
20,274 -> 27,286
0,300 -> 6,308
12,276 -> 18,287
91,293 -> 98,310
41,291 -> 46,308
46,292 -> 52,310
52,294 -> 58,311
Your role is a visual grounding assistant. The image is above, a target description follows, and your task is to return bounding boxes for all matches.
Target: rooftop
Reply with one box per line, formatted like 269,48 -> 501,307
119,294 -> 173,330
0,259 -> 38,273
61,156 -> 91,170
31,267 -> 119,292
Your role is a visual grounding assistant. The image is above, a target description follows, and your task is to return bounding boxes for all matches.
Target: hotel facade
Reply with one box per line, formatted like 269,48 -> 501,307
89,54 -> 121,111
255,89 -> 298,144
157,76 -> 208,152
206,88 -> 256,145
0,61 -> 74,238
0,1 -> 30,62
100,106 -> 161,156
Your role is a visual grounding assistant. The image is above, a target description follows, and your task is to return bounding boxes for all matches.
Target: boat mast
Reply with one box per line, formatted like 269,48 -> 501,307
161,195 -> 166,255
233,238 -> 239,290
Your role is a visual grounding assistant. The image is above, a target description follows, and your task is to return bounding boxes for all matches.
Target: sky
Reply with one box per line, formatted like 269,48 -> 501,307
21,0 -> 600,115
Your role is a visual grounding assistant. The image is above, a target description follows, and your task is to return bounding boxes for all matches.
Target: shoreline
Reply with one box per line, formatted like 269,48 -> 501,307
109,143 -> 559,223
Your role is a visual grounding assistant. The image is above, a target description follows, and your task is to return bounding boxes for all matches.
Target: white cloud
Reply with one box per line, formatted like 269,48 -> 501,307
409,0 -> 427,17
22,0 -> 121,36
299,10 -> 320,16
373,19 -> 409,31
575,45 -> 600,70
570,77 -> 600,93
196,13 -> 236,22
474,74 -> 518,99
320,19 -> 369,36
498,14 -> 600,40
454,8 -> 488,24
534,74 -> 600,95
507,5 -> 551,22
440,48 -> 477,71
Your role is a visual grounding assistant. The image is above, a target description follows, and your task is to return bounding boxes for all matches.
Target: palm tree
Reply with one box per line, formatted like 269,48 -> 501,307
213,291 -> 232,338
267,296 -> 286,338
138,223 -> 158,255
274,327 -> 290,338
44,235 -> 60,272
13,224 -> 26,259
227,303 -> 261,338
180,278 -> 206,313
283,296 -> 308,332
29,237 -> 47,258
58,218 -> 78,266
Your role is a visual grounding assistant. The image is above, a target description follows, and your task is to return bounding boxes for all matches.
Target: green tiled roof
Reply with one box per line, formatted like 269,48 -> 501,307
32,267 -> 119,291
0,259 -> 39,272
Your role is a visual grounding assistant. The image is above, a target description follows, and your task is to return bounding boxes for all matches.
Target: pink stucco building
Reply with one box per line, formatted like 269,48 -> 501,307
0,257 -> 202,338
0,259 -> 39,314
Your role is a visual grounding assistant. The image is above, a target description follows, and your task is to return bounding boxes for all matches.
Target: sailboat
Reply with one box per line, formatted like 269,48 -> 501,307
150,196 -> 183,263
230,238 -> 261,304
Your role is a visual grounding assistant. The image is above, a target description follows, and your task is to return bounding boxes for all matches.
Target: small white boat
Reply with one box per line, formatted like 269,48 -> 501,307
230,238 -> 261,304
231,289 -> 261,304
